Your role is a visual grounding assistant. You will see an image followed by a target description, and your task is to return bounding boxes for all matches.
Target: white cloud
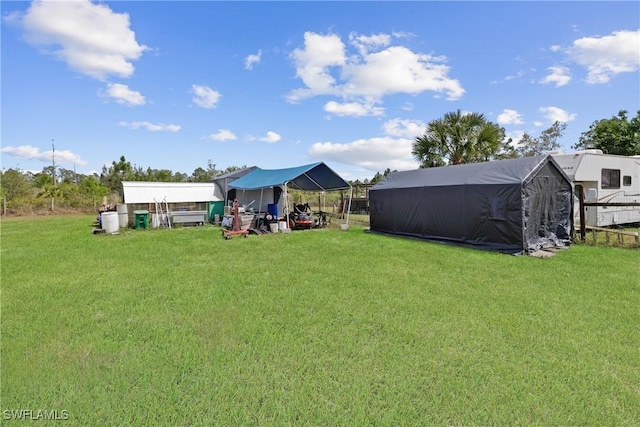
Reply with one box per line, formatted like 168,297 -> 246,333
492,70 -> 530,85
287,31 -> 465,108
540,66 -> 572,87
191,84 -> 221,108
102,83 -> 146,106
245,50 -> 262,70
497,109 -> 524,125
568,29 -> 640,84
323,101 -> 384,117
19,0 -> 147,80
288,32 -> 346,102
349,32 -> 391,55
119,121 -> 181,132
207,129 -> 237,141
382,118 -> 425,138
0,145 -> 87,166
342,46 -> 465,100
308,137 -> 419,173
258,131 -> 281,143
550,45 -> 562,52
391,31 -> 414,40
540,106 -> 576,124
505,70 -> 525,82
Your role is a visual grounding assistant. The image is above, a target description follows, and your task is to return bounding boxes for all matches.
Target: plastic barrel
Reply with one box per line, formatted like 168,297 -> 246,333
117,204 -> 128,228
101,212 -> 119,234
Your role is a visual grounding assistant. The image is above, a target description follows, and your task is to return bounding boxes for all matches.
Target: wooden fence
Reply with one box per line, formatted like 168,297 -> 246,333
576,186 -> 640,246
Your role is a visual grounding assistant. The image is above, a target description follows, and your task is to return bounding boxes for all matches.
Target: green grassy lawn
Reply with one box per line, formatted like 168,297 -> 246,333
1,215 -> 639,425
581,227 -> 640,249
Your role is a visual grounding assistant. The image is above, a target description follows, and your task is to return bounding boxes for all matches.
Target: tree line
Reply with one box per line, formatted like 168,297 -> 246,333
2,109 -> 637,214
0,156 -> 245,214
411,109 -> 639,169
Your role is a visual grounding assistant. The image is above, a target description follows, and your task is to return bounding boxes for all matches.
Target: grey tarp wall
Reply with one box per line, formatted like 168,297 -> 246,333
369,155 -> 572,254
212,166 -> 259,201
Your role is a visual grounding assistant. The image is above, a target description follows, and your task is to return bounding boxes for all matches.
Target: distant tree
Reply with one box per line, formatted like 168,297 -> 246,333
32,171 -> 54,188
190,167 -> 210,182
39,166 -> 58,183
58,167 -> 80,184
147,169 -> 174,182
131,165 -> 148,181
412,110 -> 506,167
186,162 -> 247,181
38,183 -> 62,211
0,168 -> 32,203
100,156 -> 134,194
494,138 -> 519,160
370,168 -> 397,184
516,121 -> 567,157
573,110 -> 640,156
79,175 -> 109,210
207,160 -> 220,178
219,164 -> 246,176
173,172 -> 188,182
370,172 -> 384,185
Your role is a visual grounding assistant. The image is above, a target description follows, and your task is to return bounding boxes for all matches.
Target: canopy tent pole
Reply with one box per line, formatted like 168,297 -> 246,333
345,185 -> 353,225
258,188 -> 264,227
283,181 -> 290,223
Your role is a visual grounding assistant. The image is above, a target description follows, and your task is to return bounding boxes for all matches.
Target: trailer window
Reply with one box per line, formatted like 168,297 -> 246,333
601,169 -> 620,189
623,175 -> 632,186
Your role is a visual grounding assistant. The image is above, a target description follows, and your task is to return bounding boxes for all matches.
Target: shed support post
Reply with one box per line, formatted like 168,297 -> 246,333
578,185 -> 586,242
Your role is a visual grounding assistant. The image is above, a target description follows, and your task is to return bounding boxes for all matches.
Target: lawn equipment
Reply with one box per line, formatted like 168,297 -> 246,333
287,203 -> 314,230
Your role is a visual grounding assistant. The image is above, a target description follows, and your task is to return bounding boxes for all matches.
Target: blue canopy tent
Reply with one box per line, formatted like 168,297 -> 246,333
228,162 -> 352,223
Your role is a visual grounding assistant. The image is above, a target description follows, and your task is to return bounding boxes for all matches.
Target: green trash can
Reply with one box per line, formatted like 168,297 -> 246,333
209,201 -> 225,222
134,210 -> 149,229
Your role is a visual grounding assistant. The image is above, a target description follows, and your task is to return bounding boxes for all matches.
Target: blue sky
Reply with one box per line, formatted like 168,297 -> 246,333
2,1 -> 639,181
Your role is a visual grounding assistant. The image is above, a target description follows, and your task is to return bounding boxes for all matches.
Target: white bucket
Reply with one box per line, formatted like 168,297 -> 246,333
278,221 -> 288,232
116,204 -> 128,228
269,223 -> 279,233
102,212 -> 119,234
214,214 -> 220,224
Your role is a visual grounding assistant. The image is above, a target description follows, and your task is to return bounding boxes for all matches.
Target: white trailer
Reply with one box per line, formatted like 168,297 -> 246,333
551,150 -> 640,226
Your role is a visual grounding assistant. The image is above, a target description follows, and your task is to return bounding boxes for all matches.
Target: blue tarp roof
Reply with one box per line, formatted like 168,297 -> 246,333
229,162 -> 350,191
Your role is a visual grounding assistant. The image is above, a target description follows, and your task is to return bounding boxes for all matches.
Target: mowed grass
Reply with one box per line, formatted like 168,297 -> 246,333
1,215 -> 639,425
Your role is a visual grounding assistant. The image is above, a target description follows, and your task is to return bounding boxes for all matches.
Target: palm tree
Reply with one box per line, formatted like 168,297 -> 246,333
412,110 -> 505,167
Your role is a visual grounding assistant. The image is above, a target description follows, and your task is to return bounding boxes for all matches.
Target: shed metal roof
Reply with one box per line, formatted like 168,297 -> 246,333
122,181 -> 221,204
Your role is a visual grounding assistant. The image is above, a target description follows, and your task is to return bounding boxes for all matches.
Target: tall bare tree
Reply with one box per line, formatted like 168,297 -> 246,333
515,121 -> 567,157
